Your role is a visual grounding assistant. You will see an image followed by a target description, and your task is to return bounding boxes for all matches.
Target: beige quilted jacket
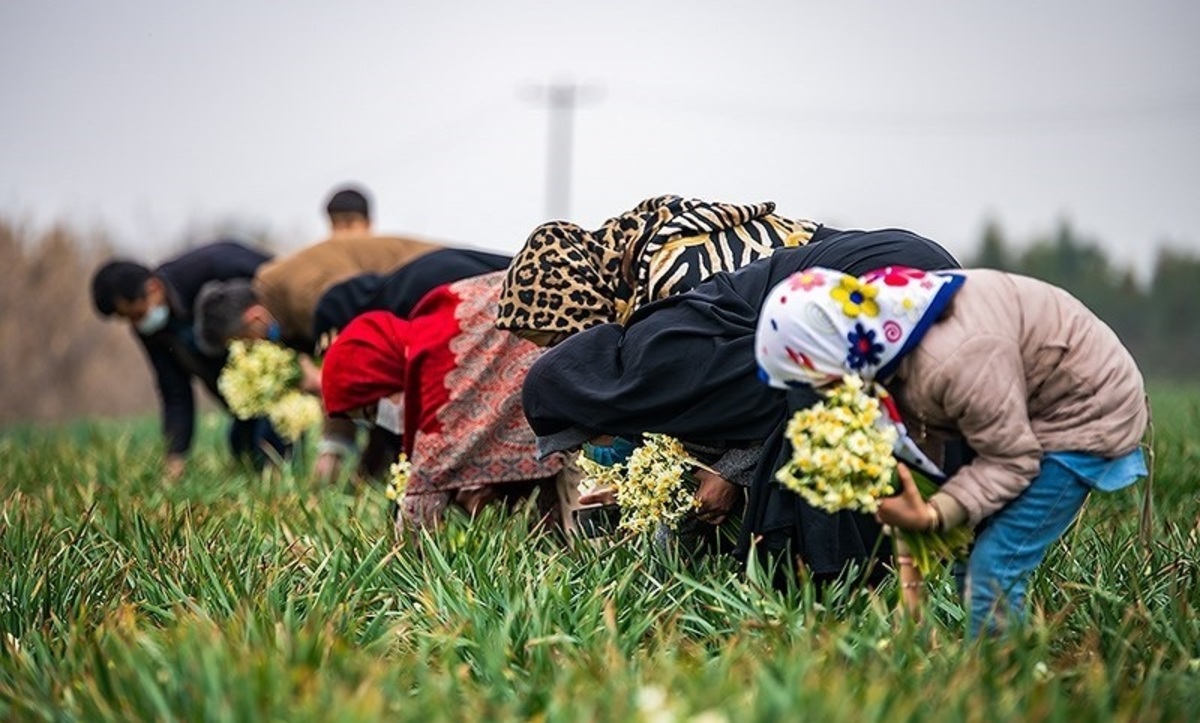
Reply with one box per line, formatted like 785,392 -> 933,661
891,269 -> 1148,526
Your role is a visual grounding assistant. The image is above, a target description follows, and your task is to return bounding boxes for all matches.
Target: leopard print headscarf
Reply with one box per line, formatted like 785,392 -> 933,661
495,195 -> 817,336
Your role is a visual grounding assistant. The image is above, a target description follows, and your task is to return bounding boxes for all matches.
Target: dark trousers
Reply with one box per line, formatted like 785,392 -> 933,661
228,417 -> 291,469
357,426 -> 403,480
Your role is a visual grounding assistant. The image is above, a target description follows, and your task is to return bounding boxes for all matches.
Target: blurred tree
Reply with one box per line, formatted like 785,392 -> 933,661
1144,248 -> 1200,377
0,218 -> 156,425
963,218 -> 1200,378
974,218 -> 1013,270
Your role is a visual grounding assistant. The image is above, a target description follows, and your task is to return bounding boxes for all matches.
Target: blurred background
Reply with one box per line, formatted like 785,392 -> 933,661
2,1 -> 1198,426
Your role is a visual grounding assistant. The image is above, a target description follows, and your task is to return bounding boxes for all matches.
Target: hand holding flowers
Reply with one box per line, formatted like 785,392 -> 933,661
878,464 -> 973,576
776,374 -> 971,577
218,340 -> 323,442
876,463 -> 937,531
577,433 -> 702,534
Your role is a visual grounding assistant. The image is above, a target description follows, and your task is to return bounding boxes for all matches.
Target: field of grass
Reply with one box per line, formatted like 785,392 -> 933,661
2,386 -> 1199,722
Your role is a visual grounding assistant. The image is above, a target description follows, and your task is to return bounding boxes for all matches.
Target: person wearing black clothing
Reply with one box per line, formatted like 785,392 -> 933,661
311,248 -> 514,351
91,240 -> 286,479
521,227 -> 962,582
307,247 -> 513,478
192,246 -> 514,481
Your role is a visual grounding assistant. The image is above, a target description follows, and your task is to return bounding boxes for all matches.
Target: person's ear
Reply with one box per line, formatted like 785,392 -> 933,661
242,304 -> 274,336
240,305 -> 262,333
144,276 -> 165,302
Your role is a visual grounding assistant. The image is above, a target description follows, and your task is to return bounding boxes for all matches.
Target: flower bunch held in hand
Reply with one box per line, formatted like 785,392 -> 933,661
776,374 -> 898,513
577,434 -> 701,534
218,340 -> 300,417
218,340 -> 319,442
576,453 -> 627,497
386,454 -> 411,502
267,390 -> 324,443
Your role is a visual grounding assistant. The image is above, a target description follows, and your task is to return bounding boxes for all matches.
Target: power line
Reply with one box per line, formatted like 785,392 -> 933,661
613,86 -> 1200,136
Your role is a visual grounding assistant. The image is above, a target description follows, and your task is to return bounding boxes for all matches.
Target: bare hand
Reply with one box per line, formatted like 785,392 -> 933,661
298,355 -> 323,395
164,455 -> 186,482
578,486 -> 617,506
875,463 -> 931,532
693,468 -> 740,525
314,451 -> 343,484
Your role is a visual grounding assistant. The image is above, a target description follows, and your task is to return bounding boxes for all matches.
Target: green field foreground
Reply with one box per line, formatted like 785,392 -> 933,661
2,386 -> 1199,722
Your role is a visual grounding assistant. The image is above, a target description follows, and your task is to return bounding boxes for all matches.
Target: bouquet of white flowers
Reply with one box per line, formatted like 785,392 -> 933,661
577,434 -> 701,535
267,390 -> 324,443
777,374 -> 971,575
218,340 -> 322,442
776,374 -> 898,512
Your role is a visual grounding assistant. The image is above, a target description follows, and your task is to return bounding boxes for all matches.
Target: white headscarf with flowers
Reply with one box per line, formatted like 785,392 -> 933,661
755,265 -> 965,479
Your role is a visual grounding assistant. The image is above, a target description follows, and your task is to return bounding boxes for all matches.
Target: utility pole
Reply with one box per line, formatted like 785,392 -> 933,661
522,82 -> 600,220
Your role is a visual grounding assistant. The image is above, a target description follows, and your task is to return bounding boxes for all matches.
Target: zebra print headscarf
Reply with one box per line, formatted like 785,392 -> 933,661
495,195 -> 818,337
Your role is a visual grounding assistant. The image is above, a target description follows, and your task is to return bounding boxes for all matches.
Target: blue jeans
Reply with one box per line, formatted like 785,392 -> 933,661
228,417 -> 290,469
959,448 -> 1146,637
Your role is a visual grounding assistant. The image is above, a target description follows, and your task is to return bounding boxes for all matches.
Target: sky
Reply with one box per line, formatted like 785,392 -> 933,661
2,1 -> 1198,278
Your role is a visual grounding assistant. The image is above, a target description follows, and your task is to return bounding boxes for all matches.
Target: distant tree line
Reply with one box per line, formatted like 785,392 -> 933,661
965,220 -> 1200,379
1,213 -> 1197,427
0,219 -> 155,426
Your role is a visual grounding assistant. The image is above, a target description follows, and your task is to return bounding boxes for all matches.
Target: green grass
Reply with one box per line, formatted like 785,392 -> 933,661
2,389 -> 1199,722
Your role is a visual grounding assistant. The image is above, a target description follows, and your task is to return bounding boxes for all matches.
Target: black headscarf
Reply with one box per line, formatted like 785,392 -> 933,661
312,248 -> 511,352
521,227 -> 962,575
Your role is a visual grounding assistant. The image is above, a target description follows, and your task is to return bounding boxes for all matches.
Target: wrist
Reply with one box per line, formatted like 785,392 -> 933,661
928,492 -> 968,530
926,502 -> 942,533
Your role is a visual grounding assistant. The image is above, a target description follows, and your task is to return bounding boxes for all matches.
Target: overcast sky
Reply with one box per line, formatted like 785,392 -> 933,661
2,1 -> 1198,278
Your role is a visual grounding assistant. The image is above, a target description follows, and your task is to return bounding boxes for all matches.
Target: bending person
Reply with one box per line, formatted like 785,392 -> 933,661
196,247 -> 510,481
756,266 -> 1148,635
521,228 -> 962,580
312,248 -> 512,353
90,241 -> 285,479
309,248 -> 511,477
320,272 -> 564,531
497,194 -> 824,524
496,194 -> 820,344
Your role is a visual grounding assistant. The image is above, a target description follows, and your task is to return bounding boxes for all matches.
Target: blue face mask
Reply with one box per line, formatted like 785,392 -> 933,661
136,304 -> 170,336
266,321 -> 282,343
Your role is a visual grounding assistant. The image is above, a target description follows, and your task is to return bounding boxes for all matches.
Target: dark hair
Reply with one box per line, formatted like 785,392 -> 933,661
325,185 -> 371,221
194,279 -> 259,354
91,261 -> 152,316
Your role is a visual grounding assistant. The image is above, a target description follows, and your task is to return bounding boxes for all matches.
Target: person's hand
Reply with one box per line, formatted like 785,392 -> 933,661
298,355 -> 322,395
164,455 -> 186,482
314,451 -> 343,484
578,486 -> 617,506
693,468 -> 740,525
875,463 -> 935,532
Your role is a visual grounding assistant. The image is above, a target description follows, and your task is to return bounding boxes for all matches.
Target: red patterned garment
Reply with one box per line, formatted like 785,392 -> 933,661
321,271 -> 562,526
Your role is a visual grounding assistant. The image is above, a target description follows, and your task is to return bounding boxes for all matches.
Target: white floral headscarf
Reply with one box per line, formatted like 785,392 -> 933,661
755,265 -> 965,478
